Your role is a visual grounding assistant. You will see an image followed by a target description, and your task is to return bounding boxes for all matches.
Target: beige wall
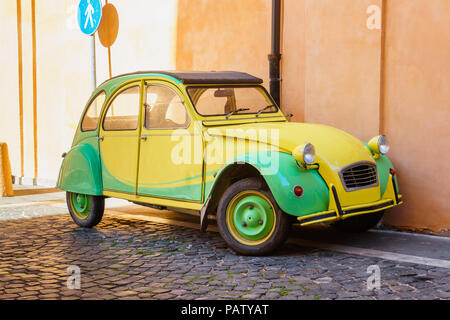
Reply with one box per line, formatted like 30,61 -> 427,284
0,0 -> 448,232
381,0 -> 450,232
282,0 -> 449,232
281,0 -> 306,122
0,1 -> 21,178
35,0 -> 92,184
303,0 -> 382,142
176,0 -> 272,85
0,0 -> 178,184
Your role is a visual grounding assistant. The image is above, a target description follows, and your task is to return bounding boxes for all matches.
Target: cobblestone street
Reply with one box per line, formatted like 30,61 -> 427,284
0,190 -> 449,300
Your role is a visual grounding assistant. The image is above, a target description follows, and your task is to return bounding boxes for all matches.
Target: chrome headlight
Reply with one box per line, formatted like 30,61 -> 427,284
368,135 -> 390,155
292,143 -> 316,165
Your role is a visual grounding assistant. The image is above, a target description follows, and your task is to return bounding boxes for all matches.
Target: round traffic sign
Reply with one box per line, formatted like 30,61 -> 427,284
98,3 -> 119,47
77,0 -> 103,35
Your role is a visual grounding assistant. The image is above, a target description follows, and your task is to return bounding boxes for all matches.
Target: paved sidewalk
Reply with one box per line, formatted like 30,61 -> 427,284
0,187 -> 449,300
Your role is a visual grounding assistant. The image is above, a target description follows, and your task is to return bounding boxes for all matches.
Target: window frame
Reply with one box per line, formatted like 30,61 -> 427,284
143,83 -> 191,130
80,90 -> 107,132
101,84 -> 142,132
186,84 -> 279,118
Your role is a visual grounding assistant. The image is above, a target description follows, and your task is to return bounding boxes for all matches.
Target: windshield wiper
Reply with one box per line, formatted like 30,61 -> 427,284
225,108 -> 250,119
255,105 -> 276,117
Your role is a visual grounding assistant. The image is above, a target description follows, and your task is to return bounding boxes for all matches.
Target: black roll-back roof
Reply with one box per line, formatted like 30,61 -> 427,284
102,71 -> 264,86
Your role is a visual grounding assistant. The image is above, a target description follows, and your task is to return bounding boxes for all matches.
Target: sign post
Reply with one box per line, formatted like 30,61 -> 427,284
77,0 -> 103,91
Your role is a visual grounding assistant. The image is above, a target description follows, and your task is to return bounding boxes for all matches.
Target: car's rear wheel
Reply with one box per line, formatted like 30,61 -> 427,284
67,192 -> 105,228
332,211 -> 384,233
217,178 -> 291,256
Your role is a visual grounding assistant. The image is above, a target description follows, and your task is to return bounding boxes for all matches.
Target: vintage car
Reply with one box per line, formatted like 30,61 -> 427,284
58,71 -> 402,255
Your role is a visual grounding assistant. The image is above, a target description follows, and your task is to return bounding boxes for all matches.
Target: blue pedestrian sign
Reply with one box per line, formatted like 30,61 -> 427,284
77,0 -> 102,35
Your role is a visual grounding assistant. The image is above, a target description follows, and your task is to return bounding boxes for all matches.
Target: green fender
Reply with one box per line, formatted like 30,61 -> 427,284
363,142 -> 399,195
210,152 -> 329,217
375,153 -> 399,195
57,140 -> 103,196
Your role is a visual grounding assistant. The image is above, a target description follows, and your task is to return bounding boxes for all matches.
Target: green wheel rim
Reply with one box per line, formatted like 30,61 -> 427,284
227,191 -> 276,245
70,193 -> 91,220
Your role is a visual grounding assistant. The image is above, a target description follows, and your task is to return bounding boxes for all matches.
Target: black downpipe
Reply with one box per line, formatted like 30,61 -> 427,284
269,0 -> 282,107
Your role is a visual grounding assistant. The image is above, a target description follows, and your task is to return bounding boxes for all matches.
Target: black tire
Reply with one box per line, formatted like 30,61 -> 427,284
217,177 -> 291,256
332,211 -> 384,233
66,192 -> 105,228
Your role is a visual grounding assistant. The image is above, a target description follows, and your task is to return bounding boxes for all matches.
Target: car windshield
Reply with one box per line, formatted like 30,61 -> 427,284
187,86 -> 278,117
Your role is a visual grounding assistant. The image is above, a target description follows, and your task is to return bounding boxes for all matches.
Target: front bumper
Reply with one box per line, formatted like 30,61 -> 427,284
297,174 -> 403,226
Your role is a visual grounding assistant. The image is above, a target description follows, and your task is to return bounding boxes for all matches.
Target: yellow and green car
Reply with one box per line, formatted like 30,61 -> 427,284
58,71 -> 402,255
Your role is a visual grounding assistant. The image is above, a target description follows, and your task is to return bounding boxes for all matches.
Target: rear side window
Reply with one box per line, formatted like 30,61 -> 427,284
81,91 -> 106,131
103,86 -> 140,131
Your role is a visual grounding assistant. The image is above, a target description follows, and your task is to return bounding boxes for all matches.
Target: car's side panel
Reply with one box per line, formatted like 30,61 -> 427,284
137,81 -> 204,202
100,132 -> 140,194
137,130 -> 204,201
57,138 -> 103,196
98,82 -> 142,195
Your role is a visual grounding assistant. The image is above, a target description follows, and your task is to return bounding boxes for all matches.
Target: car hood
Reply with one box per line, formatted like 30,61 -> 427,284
206,121 -> 381,207
206,122 -> 375,170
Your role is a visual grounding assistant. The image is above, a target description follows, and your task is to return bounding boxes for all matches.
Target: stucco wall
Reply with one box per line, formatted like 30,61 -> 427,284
176,0 -> 271,85
0,0 -> 448,232
174,0 -> 450,232
0,1 -> 21,178
381,0 -> 450,232
0,0 -> 178,184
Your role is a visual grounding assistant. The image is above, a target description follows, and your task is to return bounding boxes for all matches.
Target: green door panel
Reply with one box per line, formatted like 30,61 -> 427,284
57,139 -> 103,196
208,152 -> 330,217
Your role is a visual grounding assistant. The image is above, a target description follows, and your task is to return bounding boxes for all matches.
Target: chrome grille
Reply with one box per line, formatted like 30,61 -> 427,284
339,162 -> 378,191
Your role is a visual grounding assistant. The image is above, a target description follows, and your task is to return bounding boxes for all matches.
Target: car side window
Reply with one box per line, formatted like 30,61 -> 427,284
145,85 -> 190,129
81,91 -> 106,131
103,86 -> 140,131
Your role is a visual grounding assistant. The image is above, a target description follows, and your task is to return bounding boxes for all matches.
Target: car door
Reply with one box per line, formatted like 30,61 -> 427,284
99,82 -> 142,195
137,81 -> 203,202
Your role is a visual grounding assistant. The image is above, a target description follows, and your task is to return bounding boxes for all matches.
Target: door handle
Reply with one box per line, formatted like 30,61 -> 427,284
140,136 -> 148,141
98,136 -> 104,141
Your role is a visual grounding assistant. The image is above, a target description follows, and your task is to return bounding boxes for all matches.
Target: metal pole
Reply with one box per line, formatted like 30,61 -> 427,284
91,34 -> 97,91
269,0 -> 282,107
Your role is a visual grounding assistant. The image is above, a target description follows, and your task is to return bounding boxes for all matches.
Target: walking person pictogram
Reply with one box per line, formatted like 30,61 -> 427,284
84,0 -> 95,29
77,0 -> 102,35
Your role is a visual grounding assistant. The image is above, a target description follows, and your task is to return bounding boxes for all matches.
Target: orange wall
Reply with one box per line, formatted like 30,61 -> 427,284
381,0 -> 450,232
302,0 -> 382,142
281,0 -> 306,122
176,0 -> 449,232
176,0 -> 272,85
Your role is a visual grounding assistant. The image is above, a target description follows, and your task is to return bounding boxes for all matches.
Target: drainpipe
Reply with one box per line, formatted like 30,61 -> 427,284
269,0 -> 282,107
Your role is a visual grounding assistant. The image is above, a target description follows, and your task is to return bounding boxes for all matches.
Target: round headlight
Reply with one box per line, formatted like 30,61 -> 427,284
292,143 -> 316,165
378,135 -> 390,154
368,135 -> 390,155
303,143 -> 316,164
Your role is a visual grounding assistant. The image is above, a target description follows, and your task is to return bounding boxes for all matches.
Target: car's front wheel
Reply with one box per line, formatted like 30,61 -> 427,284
332,211 -> 384,233
66,192 -> 105,228
217,178 -> 291,256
